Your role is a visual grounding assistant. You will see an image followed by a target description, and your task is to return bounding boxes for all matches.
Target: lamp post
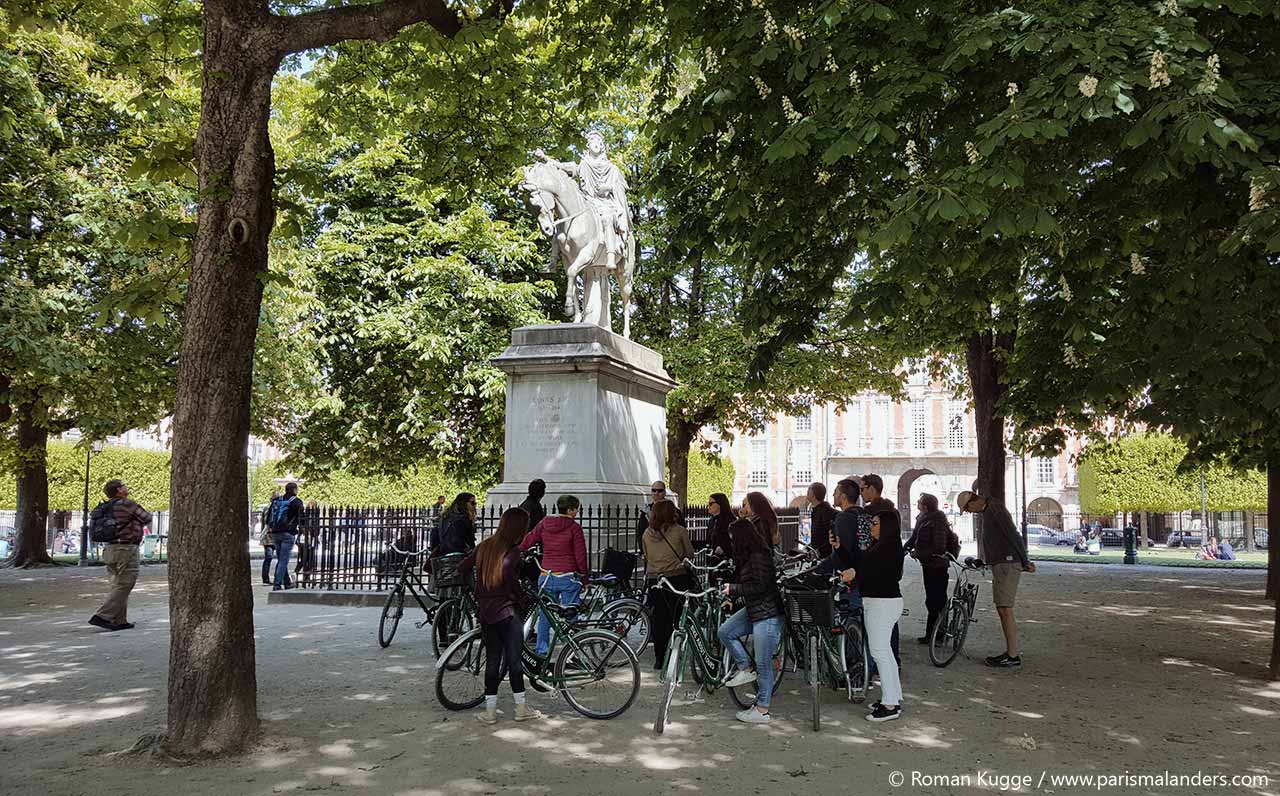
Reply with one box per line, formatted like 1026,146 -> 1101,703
784,438 -> 793,507
79,440 -> 103,566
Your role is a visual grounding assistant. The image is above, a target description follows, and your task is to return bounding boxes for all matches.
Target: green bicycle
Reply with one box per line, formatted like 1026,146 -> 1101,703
780,574 -> 870,732
430,553 -> 480,657
377,545 -> 440,648
435,580 -> 641,720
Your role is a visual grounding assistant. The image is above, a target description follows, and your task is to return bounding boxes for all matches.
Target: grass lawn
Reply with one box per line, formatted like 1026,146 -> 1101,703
1031,546 -> 1268,568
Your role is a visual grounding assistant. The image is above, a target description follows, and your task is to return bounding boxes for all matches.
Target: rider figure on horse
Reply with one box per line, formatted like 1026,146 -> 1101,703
534,132 -> 631,272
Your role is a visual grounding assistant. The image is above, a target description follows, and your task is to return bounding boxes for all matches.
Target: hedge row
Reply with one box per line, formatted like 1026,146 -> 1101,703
1079,433 -> 1267,513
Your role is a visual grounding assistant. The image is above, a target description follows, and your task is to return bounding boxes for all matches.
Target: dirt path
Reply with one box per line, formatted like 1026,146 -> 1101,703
1,562 -> 1276,796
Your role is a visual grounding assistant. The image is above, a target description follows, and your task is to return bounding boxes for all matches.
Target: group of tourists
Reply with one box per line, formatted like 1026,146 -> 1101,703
431,471 -> 1035,728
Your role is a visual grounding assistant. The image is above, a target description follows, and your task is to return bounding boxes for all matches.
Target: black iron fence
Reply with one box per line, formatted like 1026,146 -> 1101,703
1021,510 -> 1269,551
295,504 -> 807,591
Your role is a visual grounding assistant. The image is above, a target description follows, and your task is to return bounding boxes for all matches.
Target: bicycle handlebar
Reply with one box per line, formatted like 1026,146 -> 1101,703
653,575 -> 719,600
681,557 -> 732,574
389,543 -> 427,557
934,552 -> 985,570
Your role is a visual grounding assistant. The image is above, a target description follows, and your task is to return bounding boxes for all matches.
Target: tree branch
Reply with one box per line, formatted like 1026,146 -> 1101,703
274,0 -> 514,55
275,0 -> 459,53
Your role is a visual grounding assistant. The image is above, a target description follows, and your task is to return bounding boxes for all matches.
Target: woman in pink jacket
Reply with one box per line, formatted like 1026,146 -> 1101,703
520,494 -> 588,656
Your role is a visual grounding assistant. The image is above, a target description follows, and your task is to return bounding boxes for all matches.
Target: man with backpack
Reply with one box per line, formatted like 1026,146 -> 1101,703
267,482 -> 305,591
88,479 -> 152,631
260,490 -> 281,585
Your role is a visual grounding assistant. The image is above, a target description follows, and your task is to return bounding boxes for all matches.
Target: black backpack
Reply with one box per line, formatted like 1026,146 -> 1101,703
90,498 -> 123,543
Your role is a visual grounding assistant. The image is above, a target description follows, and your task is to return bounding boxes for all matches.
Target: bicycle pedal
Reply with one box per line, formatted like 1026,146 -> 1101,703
414,620 -> 430,629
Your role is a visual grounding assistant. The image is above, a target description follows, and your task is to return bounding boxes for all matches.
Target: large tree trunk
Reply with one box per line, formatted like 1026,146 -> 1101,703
164,12 -> 280,757
8,402 -> 55,568
966,330 -> 1013,559
1139,511 -> 1150,551
667,420 -> 697,506
1267,460 -> 1278,681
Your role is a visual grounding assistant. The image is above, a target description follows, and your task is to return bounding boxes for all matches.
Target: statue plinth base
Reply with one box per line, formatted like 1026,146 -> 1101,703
484,324 -> 677,508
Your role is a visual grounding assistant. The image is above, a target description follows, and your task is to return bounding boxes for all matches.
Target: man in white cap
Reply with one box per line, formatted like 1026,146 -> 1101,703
958,489 -> 1036,667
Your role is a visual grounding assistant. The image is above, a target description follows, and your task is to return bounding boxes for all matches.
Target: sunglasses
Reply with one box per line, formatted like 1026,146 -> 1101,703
651,488 -> 665,493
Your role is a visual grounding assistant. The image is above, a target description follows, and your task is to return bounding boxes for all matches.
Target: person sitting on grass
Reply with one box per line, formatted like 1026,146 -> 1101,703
1196,538 -> 1220,561
1217,538 -> 1237,561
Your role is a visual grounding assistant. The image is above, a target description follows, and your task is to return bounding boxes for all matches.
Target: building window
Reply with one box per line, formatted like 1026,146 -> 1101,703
911,401 -> 927,450
749,439 -> 769,486
1036,457 -> 1055,485
792,439 -> 813,484
947,401 -> 966,450
794,410 -> 813,434
873,399 -> 890,452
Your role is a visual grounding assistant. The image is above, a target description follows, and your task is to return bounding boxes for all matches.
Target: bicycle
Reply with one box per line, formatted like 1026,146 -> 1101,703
780,572 -> 870,731
430,553 -> 480,657
434,581 -> 641,720
576,571 -> 652,659
377,544 -> 439,648
928,554 -> 985,667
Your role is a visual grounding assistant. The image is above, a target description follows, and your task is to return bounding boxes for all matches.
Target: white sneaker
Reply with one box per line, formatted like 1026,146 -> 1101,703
476,708 -> 498,725
725,669 -> 757,688
735,707 -> 771,724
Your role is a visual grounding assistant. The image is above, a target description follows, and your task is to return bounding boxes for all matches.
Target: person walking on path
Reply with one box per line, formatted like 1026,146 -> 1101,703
807,482 -> 837,558
88,479 -> 151,631
958,489 -> 1036,667
433,493 -> 477,557
904,493 -> 960,643
260,489 -> 281,585
718,517 -> 785,723
270,483 -> 305,591
520,495 -> 588,656
842,510 -> 906,722
519,479 -> 548,530
460,507 -> 543,725
641,499 -> 695,670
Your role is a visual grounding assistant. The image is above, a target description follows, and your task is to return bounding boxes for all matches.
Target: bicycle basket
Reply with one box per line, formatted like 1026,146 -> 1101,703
431,553 -> 470,590
785,588 -> 836,629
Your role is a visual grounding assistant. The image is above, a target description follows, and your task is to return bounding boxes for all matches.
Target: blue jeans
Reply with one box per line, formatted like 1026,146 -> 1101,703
717,608 -> 784,709
261,543 -> 275,583
273,534 -> 295,589
536,573 -> 581,655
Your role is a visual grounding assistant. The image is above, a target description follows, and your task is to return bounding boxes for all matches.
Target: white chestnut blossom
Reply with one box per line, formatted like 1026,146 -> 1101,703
753,76 -> 772,99
905,139 -> 920,173
1197,53 -> 1220,94
1063,344 -> 1081,368
782,24 -> 806,45
1157,0 -> 1179,16
965,141 -> 980,165
1250,178 -> 1269,212
705,47 -> 719,72
1006,82 -> 1019,99
782,95 -> 803,123
1078,75 -> 1099,98
1149,50 -> 1171,89
1130,253 -> 1146,275
1059,275 -> 1073,302
848,69 -> 861,91
762,10 -> 779,39
816,170 -> 831,185
825,53 -> 839,73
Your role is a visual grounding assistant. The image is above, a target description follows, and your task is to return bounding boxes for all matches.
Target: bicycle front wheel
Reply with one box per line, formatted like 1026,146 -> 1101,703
841,619 -> 870,703
599,600 -> 652,660
555,630 -> 641,720
654,633 -> 683,734
928,600 -> 966,667
435,628 -> 495,711
378,585 -> 405,648
432,598 -> 474,659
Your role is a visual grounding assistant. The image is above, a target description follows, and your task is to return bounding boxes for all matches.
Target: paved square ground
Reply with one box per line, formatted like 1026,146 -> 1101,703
1,561 -> 1276,796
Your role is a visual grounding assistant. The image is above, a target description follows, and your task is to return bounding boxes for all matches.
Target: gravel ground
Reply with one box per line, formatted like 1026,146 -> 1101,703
1,560 -> 1277,796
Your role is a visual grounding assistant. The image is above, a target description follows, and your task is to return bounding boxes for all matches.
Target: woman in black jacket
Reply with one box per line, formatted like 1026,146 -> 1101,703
432,492 -> 477,556
705,493 -> 734,563
843,509 -> 904,722
905,493 -> 960,644
716,518 -> 784,724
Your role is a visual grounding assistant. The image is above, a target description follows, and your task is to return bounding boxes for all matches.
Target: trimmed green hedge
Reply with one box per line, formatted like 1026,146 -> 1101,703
1,441 -> 487,511
1079,433 -> 1267,513
683,449 -> 736,505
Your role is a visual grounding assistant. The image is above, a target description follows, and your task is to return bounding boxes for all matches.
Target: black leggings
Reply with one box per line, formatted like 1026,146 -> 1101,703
647,573 -> 695,666
923,567 -> 950,637
482,615 -> 524,696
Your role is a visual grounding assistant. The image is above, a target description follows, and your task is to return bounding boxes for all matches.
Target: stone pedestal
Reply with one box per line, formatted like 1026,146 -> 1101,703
484,324 -> 677,508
